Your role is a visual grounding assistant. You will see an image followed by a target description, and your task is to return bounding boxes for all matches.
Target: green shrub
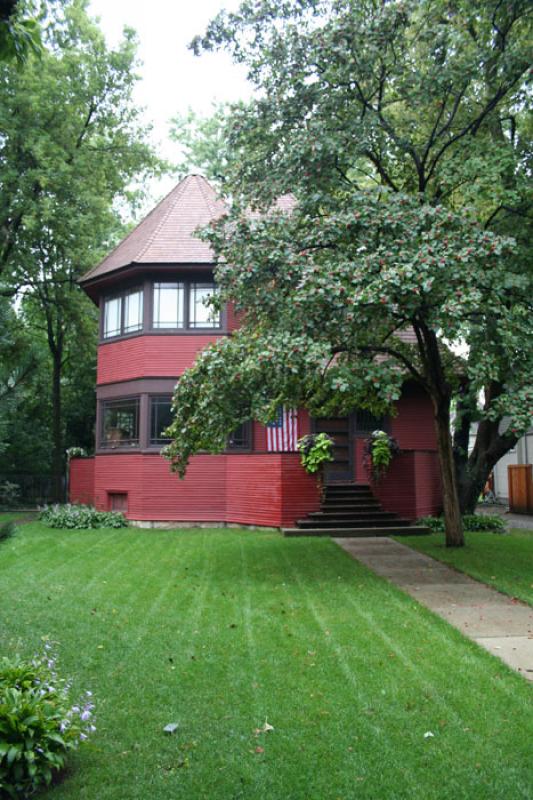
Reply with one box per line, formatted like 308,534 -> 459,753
297,433 -> 334,474
0,482 -> 20,509
0,645 -> 95,798
417,514 -> 506,533
0,522 -> 16,543
39,504 -> 128,530
462,514 -> 506,532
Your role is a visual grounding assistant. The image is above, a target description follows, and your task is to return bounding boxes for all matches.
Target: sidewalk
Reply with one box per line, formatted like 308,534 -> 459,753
335,537 -> 533,681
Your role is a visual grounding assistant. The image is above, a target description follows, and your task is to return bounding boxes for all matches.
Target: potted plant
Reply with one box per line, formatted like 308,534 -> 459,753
363,430 -> 401,483
297,432 -> 334,500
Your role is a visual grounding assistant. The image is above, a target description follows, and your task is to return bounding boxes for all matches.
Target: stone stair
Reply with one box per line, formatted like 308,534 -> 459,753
282,483 -> 429,537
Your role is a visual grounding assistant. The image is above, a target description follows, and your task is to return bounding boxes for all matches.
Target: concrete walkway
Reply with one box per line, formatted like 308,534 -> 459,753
335,537 -> 533,682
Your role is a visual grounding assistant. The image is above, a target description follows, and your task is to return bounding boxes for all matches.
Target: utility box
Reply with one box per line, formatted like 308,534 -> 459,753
508,464 -> 533,514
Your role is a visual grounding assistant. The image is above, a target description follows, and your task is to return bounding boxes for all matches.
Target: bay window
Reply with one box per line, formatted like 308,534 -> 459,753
103,288 -> 143,339
101,398 -> 140,448
153,283 -> 185,329
150,396 -> 174,445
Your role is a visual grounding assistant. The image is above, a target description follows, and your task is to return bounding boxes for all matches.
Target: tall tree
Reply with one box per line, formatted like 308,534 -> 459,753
0,0 -> 160,499
0,0 -> 41,65
164,0 -> 532,546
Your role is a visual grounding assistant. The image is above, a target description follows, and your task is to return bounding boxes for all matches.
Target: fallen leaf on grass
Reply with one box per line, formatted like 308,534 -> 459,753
255,746 -> 265,754
164,723 -> 179,735
254,719 -> 274,735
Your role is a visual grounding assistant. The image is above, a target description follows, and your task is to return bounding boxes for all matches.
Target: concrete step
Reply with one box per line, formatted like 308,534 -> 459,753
308,510 -> 398,520
296,517 -> 412,529
283,526 -> 430,537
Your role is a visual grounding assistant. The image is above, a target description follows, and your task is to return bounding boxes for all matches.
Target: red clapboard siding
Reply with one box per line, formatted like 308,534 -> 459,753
93,453 -> 226,521
374,450 -> 441,520
280,454 -> 320,527
97,335 -> 220,385
390,383 -> 437,450
414,451 -> 442,517
69,458 -> 95,505
226,455 -> 283,526
374,452 -> 417,519
226,302 -> 243,332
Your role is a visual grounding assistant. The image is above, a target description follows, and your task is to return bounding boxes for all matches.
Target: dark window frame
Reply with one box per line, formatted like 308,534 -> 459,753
101,286 -> 144,341
149,394 -> 174,447
227,421 -> 253,452
149,279 -> 221,332
100,396 -> 141,449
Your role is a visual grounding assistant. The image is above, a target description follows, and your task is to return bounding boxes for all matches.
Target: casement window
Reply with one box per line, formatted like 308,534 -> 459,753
101,398 -> 140,448
189,282 -> 220,328
153,283 -> 185,329
103,288 -> 143,339
152,281 -> 220,330
227,421 -> 252,451
150,396 -> 174,445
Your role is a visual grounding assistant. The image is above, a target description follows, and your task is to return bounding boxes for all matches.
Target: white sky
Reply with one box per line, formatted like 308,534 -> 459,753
88,0 -> 252,202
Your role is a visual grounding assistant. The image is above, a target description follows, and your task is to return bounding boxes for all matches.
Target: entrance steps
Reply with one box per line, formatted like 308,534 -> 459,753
282,483 -> 429,537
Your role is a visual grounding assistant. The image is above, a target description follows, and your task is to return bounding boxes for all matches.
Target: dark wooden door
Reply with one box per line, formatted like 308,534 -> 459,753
314,417 -> 352,482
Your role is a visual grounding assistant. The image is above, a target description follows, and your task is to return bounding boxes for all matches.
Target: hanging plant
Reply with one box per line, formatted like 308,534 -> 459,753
363,430 -> 401,483
298,433 -> 334,474
298,433 -> 334,500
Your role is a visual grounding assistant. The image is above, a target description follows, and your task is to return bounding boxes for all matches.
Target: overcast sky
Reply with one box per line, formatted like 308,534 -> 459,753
88,0 -> 252,200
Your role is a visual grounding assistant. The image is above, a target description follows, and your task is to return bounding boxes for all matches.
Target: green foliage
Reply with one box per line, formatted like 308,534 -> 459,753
170,102 -> 236,187
39,504 -> 128,530
363,430 -> 400,482
0,482 -> 20,509
297,432 -> 334,474
0,645 -> 94,798
66,448 -> 88,460
0,0 -> 162,489
418,514 -> 506,533
0,521 -> 16,542
0,1 -> 42,65
182,0 -> 532,543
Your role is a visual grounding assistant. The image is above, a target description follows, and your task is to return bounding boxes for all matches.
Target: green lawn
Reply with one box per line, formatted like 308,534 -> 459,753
399,529 -> 533,606
1,523 -> 532,800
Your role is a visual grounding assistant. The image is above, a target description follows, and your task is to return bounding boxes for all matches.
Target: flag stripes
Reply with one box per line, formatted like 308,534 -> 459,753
266,407 -> 298,452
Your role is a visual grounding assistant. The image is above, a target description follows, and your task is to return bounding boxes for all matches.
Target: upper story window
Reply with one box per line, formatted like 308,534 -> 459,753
190,282 -> 220,328
153,283 -> 185,329
103,288 -> 143,339
152,281 -> 220,330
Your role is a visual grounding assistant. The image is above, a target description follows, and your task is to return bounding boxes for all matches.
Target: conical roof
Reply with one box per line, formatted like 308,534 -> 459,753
81,175 -> 227,284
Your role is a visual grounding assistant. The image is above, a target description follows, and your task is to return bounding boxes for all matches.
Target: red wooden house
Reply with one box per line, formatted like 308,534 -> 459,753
70,175 -> 441,531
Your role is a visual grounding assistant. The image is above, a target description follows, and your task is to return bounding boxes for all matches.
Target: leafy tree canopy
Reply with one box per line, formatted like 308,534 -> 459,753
166,0 -> 532,546
0,0 -> 162,497
0,0 -> 42,65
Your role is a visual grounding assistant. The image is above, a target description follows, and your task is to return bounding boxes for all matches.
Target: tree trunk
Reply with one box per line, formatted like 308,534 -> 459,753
456,417 -> 520,514
434,400 -> 464,547
51,348 -> 64,503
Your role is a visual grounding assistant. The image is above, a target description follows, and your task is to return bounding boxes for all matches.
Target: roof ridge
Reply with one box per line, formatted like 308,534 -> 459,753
133,178 -> 188,264
195,173 -> 226,219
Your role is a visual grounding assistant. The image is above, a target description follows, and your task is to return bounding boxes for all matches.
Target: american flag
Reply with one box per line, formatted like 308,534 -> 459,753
266,407 -> 298,452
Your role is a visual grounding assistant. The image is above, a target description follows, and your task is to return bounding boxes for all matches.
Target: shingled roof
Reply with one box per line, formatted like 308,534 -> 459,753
81,175 -> 227,284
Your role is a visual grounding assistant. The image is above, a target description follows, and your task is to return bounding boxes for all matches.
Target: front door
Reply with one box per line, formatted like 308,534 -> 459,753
314,416 -> 352,482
